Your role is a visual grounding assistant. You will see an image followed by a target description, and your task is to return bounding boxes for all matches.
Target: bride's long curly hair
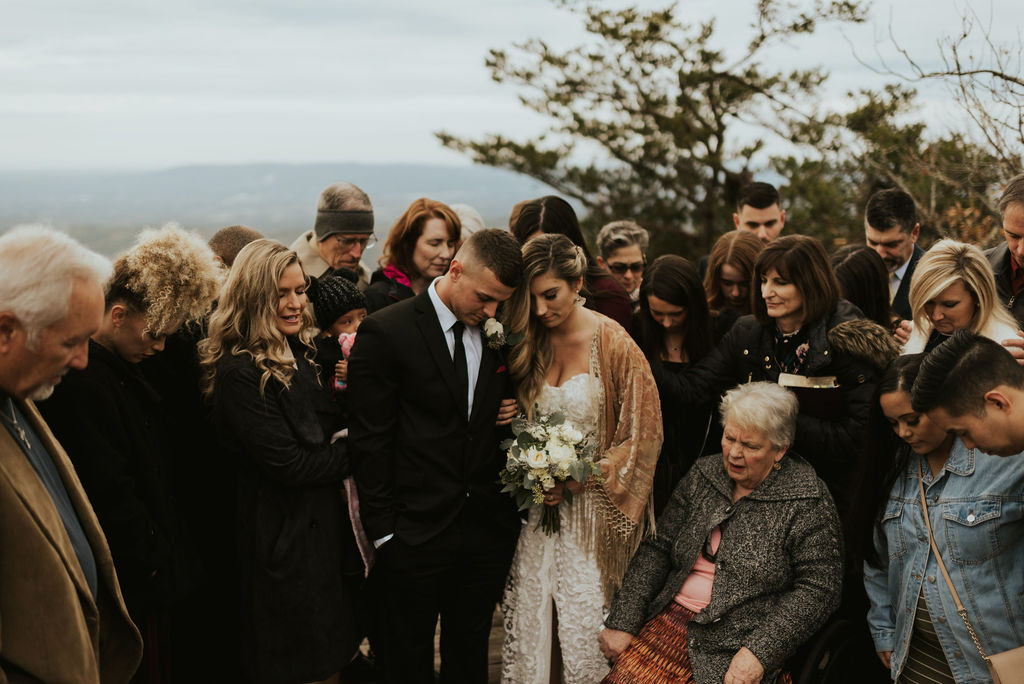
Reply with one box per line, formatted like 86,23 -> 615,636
199,239 -> 317,399
505,233 -> 587,418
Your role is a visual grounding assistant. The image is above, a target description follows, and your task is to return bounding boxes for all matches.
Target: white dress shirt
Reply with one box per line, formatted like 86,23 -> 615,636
890,256 -> 912,302
427,278 -> 482,419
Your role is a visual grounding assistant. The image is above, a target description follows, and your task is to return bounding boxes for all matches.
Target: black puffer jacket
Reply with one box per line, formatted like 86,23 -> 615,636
651,300 -> 885,516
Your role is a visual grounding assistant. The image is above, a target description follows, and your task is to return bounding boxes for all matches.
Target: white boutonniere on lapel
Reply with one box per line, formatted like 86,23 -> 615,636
483,317 -> 524,351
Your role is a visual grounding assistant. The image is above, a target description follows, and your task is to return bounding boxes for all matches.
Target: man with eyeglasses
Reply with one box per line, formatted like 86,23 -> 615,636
596,220 -> 649,314
290,181 -> 376,289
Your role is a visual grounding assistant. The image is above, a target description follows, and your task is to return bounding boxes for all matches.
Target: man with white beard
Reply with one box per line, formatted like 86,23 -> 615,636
0,226 -> 141,683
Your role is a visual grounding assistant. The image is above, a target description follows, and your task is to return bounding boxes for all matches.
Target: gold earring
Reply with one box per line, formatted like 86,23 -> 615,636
772,462 -> 782,471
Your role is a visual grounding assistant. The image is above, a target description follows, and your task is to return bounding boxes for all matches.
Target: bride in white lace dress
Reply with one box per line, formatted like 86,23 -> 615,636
501,234 -> 663,683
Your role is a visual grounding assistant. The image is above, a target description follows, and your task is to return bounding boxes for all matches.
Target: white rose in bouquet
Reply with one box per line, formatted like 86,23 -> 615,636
525,446 -> 549,468
547,442 -> 576,468
555,423 -> 584,444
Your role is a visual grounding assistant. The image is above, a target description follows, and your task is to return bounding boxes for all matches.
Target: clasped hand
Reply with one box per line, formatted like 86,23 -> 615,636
724,647 -> 764,684
542,480 -> 583,506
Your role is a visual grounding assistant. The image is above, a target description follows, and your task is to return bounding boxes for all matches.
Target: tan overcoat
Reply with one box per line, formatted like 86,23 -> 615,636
0,399 -> 142,683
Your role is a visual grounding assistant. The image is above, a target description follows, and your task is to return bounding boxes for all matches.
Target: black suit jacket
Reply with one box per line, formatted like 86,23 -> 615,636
986,241 -> 1024,328
348,290 -> 520,546
891,243 -> 924,321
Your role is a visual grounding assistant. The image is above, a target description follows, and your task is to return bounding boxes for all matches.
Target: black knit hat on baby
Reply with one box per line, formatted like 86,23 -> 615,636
307,274 -> 367,330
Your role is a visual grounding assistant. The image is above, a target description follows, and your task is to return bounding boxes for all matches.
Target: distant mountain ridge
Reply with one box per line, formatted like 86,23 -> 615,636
0,162 -> 556,255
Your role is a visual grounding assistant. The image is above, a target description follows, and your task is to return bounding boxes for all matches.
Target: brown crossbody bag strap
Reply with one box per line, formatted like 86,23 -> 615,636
916,459 -> 1024,684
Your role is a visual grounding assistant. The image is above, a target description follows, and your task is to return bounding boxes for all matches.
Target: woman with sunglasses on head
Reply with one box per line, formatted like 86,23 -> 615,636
858,352 -> 1024,682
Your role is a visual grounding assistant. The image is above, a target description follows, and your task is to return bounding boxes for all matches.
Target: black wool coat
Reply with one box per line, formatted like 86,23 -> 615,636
40,340 -> 190,619
212,340 -> 359,684
605,453 -> 843,683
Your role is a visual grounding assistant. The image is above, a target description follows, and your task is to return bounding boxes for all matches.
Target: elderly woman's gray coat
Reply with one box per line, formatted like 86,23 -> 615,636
605,453 -> 843,683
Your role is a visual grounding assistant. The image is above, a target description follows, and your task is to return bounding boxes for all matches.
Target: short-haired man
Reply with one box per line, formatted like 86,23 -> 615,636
734,182 -> 786,244
596,219 -> 649,313
0,227 -> 142,682
912,331 -> 1024,456
290,181 -> 375,288
349,229 -> 524,683
986,172 -> 1024,328
864,188 -> 923,321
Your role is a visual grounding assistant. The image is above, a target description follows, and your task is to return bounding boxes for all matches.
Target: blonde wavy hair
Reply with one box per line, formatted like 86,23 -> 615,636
505,233 -> 587,417
908,239 -> 1018,341
107,224 -> 222,334
199,239 -> 317,398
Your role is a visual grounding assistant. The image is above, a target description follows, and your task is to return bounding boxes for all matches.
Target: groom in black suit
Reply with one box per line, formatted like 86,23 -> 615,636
348,229 -> 524,684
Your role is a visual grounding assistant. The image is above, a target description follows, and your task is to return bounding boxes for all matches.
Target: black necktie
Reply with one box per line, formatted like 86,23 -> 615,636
452,321 -> 468,400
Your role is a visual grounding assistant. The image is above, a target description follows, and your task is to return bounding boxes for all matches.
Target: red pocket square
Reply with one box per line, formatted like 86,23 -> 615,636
496,365 -> 507,374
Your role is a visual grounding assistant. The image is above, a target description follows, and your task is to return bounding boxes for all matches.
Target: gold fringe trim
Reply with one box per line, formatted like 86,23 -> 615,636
574,480 -> 655,604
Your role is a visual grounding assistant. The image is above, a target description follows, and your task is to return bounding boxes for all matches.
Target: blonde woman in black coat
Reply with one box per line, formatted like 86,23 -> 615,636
200,240 -> 367,684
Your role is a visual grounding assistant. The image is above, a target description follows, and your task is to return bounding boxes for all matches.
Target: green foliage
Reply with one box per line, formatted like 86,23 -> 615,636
777,84 -> 1006,247
439,0 -> 1010,253
437,0 -> 867,259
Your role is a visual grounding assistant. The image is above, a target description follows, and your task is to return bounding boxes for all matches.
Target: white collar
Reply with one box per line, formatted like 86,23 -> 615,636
427,277 -> 458,332
893,254 -> 912,281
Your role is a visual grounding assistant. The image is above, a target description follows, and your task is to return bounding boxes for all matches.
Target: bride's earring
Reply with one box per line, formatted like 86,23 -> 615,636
573,290 -> 582,304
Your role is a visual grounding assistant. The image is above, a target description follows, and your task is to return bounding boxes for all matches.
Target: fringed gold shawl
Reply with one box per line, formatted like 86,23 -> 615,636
575,315 -> 663,601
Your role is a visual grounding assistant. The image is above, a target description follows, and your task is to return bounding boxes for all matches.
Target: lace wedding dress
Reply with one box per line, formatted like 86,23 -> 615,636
501,373 -> 610,684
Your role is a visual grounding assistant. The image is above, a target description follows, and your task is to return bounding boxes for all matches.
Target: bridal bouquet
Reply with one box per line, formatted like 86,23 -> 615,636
498,409 -> 601,535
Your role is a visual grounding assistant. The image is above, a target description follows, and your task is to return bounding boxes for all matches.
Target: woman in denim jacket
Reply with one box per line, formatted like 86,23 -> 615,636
860,354 -> 1024,682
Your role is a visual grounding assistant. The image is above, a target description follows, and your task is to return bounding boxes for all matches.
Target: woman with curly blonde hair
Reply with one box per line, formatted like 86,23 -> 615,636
903,239 -> 1020,354
501,233 -> 663,683
199,239 -> 366,684
40,224 -> 223,683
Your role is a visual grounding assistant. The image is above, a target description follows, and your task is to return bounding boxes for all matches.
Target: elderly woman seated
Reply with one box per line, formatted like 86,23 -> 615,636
599,382 -> 843,684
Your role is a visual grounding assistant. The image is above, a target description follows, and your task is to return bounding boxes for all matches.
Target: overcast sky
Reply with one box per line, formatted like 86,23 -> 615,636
2,0 -> 1020,171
